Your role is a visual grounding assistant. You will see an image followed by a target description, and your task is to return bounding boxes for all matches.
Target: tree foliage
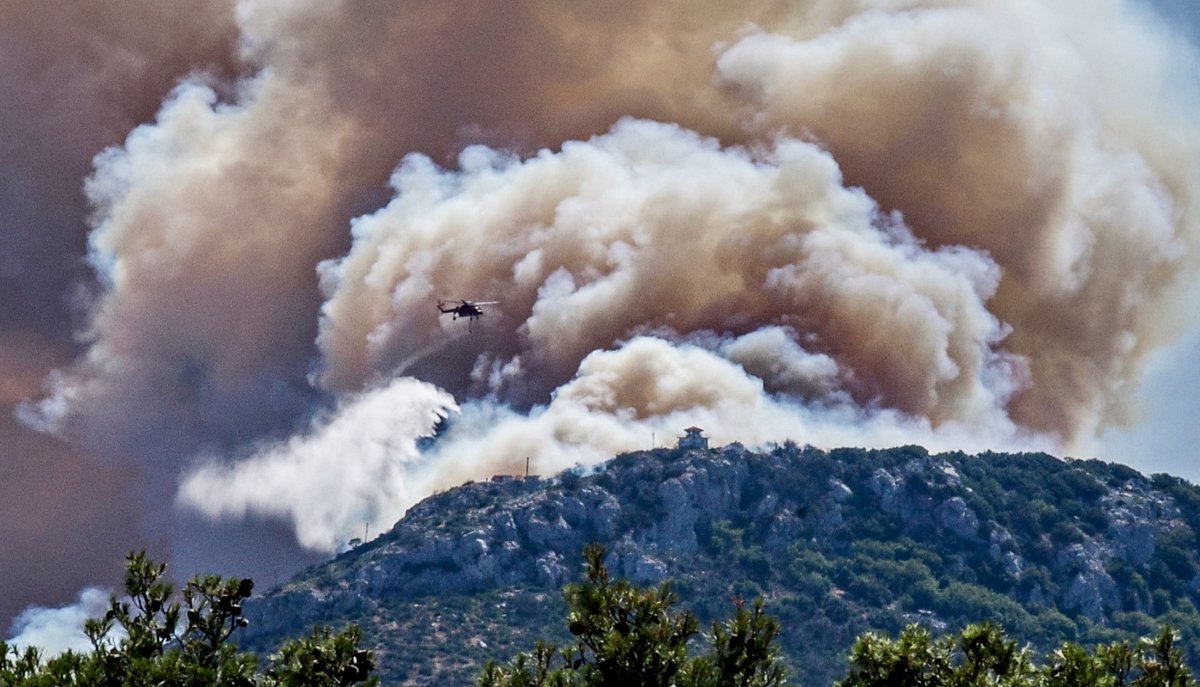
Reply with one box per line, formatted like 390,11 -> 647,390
839,623 -> 1194,687
479,544 -> 1200,687
0,552 -> 375,687
478,544 -> 787,687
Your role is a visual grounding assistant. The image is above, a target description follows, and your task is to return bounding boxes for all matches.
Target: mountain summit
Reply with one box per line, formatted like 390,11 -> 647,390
244,444 -> 1200,686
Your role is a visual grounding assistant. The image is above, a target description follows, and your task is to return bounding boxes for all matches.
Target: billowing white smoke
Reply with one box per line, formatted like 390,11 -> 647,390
427,334 -> 1041,486
182,334 -> 1040,552
178,379 -> 454,552
182,118 -> 1049,550
19,77 -> 350,448
22,0 -> 1200,553
715,5 -> 1200,439
319,118 -> 1031,425
5,588 -> 117,656
317,119 -> 1023,423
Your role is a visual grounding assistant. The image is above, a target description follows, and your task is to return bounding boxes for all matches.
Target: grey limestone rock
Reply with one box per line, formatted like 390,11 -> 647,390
655,477 -> 700,552
828,479 -> 853,503
519,512 -> 575,552
870,468 -> 899,511
242,445 -> 1200,648
1056,542 -> 1118,622
937,496 -> 979,540
535,551 -> 569,587
1104,491 -> 1158,565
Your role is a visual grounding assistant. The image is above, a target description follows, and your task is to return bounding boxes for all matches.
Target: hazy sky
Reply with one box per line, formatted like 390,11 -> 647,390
2,0 -> 1200,635
1094,0 -> 1200,476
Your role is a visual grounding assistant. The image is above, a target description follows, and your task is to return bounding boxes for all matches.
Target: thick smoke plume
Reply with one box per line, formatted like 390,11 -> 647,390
316,119 -> 1021,425
5,0 -> 1200,604
715,5 -> 1200,440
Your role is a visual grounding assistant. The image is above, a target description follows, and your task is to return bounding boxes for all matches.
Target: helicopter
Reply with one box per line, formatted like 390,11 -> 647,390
437,299 -> 498,331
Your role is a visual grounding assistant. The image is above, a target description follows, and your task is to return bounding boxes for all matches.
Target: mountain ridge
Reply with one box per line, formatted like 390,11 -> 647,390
242,443 -> 1200,686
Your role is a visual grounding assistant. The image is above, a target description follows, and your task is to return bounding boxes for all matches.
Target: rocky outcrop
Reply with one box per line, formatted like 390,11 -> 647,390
937,497 -> 979,540
244,445 -> 1200,646
1103,489 -> 1163,566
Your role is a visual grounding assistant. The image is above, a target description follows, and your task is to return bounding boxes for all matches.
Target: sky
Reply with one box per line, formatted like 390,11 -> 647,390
1099,0 -> 1200,474
2,0 -> 1200,640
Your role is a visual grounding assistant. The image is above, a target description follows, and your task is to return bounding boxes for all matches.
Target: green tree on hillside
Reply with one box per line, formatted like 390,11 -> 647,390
839,623 -> 1193,687
477,544 -> 787,687
482,544 -> 1198,687
0,552 -> 375,687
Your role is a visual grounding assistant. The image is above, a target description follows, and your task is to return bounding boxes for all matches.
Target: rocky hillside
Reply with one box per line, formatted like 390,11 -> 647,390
241,443 -> 1200,687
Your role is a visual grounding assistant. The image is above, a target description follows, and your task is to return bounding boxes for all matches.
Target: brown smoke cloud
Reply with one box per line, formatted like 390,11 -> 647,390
306,0 -> 1200,445
715,1 -> 1200,442
315,120 -> 1023,427
0,0 -> 237,623
37,0 -> 1192,453
0,0 -> 237,335
185,0 -> 1200,549
8,0 -> 1200,606
20,0 -> 787,448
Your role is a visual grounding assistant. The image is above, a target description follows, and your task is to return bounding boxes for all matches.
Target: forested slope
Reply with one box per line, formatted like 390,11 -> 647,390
242,444 -> 1200,686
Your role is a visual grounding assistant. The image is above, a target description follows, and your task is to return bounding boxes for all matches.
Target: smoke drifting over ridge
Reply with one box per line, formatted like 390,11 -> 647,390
180,0 -> 1199,550
4,0 -> 1200,621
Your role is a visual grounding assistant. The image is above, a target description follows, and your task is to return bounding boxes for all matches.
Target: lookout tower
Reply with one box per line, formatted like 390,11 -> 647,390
677,426 -> 708,450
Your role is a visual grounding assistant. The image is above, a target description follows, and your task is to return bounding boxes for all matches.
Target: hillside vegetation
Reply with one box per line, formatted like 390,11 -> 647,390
242,444 -> 1200,686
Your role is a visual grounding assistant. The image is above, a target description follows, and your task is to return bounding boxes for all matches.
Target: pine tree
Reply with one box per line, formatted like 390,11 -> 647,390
478,544 -> 787,687
0,552 -> 375,687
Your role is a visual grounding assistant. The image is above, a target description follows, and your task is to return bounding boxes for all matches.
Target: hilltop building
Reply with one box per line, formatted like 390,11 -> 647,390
677,426 -> 708,450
